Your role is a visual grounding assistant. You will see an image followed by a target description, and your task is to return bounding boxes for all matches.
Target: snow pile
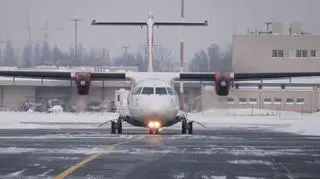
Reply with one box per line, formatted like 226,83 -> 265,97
48,105 -> 64,113
188,108 -> 320,136
0,112 -> 119,129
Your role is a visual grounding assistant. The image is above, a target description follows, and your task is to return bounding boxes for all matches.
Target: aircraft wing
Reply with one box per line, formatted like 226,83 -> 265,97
178,72 -> 320,82
0,70 -> 127,81
91,20 -> 147,26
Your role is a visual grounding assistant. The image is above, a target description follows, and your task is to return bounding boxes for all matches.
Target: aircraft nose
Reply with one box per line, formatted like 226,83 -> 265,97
149,103 -> 163,113
140,97 -> 170,114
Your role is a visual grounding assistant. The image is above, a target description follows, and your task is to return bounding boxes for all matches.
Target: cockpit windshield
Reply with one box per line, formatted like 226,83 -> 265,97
155,87 -> 167,95
141,87 -> 154,95
166,87 -> 173,95
133,87 -> 143,95
138,87 -> 175,95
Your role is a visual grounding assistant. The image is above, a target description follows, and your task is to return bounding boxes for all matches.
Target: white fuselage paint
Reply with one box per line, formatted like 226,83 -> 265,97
125,78 -> 180,128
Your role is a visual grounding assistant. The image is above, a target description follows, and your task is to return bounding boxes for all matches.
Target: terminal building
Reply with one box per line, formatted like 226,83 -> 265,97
202,22 -> 320,113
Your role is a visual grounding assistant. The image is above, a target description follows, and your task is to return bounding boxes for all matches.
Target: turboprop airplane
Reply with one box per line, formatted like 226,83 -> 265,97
0,13 -> 320,134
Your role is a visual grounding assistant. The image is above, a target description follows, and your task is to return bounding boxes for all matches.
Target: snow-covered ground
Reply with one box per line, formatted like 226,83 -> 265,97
0,108 -> 319,136
188,108 -> 320,136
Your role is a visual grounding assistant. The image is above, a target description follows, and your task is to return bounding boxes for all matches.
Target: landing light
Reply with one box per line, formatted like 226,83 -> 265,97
80,80 -> 86,86
148,121 -> 160,128
221,81 -> 226,87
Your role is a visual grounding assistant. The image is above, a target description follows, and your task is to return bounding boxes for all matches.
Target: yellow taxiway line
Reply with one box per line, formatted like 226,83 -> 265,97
54,145 -> 116,179
54,136 -> 144,179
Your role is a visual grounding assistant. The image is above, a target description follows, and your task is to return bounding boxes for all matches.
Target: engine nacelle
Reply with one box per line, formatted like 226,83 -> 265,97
214,72 -> 233,96
75,72 -> 92,95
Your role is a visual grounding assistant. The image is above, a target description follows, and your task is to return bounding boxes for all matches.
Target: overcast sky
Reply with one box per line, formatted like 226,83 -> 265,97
1,0 -> 319,61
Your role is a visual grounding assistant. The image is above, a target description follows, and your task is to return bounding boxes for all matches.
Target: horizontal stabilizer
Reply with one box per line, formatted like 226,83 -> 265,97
154,21 -> 208,26
91,20 -> 147,26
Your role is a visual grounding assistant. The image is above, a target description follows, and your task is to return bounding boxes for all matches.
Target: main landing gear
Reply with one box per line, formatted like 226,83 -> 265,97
111,119 -> 123,134
181,118 -> 193,134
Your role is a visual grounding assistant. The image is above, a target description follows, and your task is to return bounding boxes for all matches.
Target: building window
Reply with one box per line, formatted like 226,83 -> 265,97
117,95 -> 120,102
286,98 -> 294,104
278,50 -> 284,57
296,50 -> 308,57
296,98 -> 304,105
239,98 -> 247,104
263,98 -> 272,104
311,50 -> 316,57
296,50 -> 302,57
274,98 -> 282,104
226,98 -> 234,104
249,98 -> 257,104
272,49 -> 284,57
272,50 -> 278,57
302,50 -> 308,57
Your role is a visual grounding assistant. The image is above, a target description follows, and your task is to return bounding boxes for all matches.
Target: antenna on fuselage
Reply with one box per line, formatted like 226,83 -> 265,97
91,13 -> 208,72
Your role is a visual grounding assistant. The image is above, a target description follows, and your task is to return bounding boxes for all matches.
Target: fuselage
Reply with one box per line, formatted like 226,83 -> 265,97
125,78 -> 180,128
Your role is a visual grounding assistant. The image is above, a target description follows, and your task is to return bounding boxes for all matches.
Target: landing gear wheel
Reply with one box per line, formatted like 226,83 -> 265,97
188,122 -> 193,134
117,121 -> 122,134
182,122 -> 187,134
111,121 -> 116,134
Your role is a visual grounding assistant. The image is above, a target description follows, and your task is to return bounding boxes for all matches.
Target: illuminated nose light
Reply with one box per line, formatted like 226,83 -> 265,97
80,80 -> 86,86
221,81 -> 226,87
148,121 -> 160,128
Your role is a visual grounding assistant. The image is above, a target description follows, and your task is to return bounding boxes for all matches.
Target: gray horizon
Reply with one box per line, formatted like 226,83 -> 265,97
1,0 -> 319,61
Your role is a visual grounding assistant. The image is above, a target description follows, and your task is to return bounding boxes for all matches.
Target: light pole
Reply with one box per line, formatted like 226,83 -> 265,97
69,18 -> 83,64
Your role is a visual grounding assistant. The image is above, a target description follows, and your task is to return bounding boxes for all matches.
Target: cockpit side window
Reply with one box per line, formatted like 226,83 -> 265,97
155,87 -> 167,95
133,87 -> 143,95
141,87 -> 154,95
166,87 -> 173,95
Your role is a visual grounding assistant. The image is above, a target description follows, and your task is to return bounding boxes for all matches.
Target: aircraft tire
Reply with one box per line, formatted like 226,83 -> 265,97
111,121 -> 116,134
118,122 -> 122,134
182,123 -> 187,134
188,122 -> 193,134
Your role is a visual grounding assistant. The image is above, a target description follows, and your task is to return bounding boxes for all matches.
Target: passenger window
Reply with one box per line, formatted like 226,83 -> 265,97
134,87 -> 142,95
166,87 -> 173,95
155,87 -> 167,95
141,87 -> 154,95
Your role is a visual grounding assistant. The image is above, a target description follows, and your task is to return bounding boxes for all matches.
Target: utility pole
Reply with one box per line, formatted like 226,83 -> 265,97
40,21 -> 63,41
122,46 -> 130,70
122,46 -> 129,55
69,18 -> 83,64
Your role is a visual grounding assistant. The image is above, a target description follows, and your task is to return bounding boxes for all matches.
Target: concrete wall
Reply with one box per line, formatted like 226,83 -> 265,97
232,34 -> 320,73
201,88 -> 318,113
